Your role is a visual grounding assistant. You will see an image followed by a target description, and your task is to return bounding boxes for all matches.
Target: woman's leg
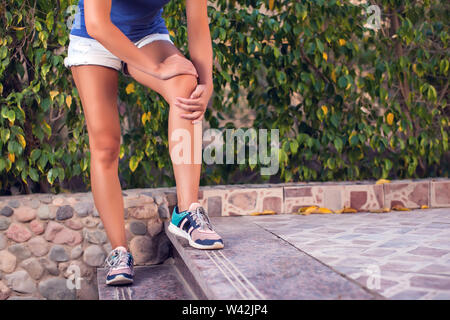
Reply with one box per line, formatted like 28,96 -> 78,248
71,65 -> 127,249
126,41 -> 200,212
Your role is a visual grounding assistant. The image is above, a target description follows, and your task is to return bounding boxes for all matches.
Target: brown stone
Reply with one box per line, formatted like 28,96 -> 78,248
65,218 -> 83,230
228,191 -> 257,211
81,216 -> 99,228
129,236 -> 155,264
147,217 -> 163,237
44,221 -> 64,241
0,250 -> 17,273
26,236 -> 50,257
434,181 -> 450,206
207,196 -> 222,217
285,187 -> 312,198
29,219 -> 45,235
0,280 -> 11,300
408,183 -> 429,206
128,203 -> 158,219
350,191 -> 368,211
44,221 -> 82,246
262,196 -> 282,213
6,223 -> 32,242
14,207 -> 36,222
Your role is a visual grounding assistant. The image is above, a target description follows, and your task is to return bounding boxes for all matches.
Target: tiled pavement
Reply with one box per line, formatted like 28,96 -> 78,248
98,207 -> 449,300
247,207 -> 450,299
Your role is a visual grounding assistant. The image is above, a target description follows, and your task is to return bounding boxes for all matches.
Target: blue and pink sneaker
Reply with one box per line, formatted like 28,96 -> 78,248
104,246 -> 134,285
168,202 -> 224,250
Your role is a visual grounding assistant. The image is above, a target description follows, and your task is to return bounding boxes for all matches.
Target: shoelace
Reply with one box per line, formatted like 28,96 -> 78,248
104,249 -> 130,269
191,206 -> 213,231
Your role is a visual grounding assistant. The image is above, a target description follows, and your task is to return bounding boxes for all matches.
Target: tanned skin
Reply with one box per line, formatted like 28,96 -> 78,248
71,0 -> 213,249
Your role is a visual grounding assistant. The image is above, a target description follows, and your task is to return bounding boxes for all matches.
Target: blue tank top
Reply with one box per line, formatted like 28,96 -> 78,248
70,0 -> 171,42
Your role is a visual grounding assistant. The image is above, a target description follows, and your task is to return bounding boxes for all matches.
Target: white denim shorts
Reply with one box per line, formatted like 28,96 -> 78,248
64,33 -> 174,76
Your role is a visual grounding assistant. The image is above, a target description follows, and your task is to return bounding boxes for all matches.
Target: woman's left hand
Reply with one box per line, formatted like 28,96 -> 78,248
174,84 -> 212,124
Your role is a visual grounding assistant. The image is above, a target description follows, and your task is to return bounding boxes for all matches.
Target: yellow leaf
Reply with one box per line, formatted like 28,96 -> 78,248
376,179 -> 391,184
250,210 -> 276,216
331,69 -> 336,83
315,207 -> 333,214
399,125 -> 403,132
392,204 -> 410,211
340,207 -> 358,213
66,95 -> 72,108
129,156 -> 139,172
17,134 -> 26,149
8,153 -> 15,163
370,207 -> 391,213
421,205 -> 429,209
126,83 -> 135,95
269,0 -> 275,10
338,39 -> 346,46
11,26 -> 25,31
141,111 -> 151,125
49,90 -> 58,101
387,112 -> 394,125
298,205 -> 317,212
43,120 -> 51,132
322,52 -> 328,62
321,105 -> 328,116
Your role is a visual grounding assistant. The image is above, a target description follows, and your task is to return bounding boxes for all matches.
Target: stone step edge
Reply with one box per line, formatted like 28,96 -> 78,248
164,221 -> 215,300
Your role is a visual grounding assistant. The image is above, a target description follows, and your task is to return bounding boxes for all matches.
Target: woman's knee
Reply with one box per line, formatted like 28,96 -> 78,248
165,74 -> 198,105
90,139 -> 121,168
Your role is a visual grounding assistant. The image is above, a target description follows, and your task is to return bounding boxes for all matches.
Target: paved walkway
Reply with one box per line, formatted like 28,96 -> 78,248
249,207 -> 450,299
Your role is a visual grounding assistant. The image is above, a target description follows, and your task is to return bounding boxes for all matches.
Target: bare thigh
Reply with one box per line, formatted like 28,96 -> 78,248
70,65 -> 120,156
126,40 -> 197,104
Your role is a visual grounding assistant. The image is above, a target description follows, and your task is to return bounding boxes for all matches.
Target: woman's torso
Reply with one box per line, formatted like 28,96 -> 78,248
70,0 -> 171,42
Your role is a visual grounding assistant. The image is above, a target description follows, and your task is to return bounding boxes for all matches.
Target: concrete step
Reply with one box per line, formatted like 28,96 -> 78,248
97,264 -> 199,300
165,216 -> 381,300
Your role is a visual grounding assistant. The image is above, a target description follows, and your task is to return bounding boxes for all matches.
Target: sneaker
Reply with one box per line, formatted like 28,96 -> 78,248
168,202 -> 224,250
104,246 -> 134,285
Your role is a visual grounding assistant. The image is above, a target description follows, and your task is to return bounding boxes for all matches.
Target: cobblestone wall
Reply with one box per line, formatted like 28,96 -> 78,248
0,189 -> 171,300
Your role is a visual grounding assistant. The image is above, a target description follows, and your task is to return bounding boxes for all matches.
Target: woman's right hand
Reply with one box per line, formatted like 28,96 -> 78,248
153,54 -> 198,80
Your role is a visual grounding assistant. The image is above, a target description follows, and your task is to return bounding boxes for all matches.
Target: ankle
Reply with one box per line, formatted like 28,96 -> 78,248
112,245 -> 128,252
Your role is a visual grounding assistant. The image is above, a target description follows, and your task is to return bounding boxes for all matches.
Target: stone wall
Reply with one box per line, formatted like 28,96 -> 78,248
185,178 -> 450,217
0,189 -> 171,300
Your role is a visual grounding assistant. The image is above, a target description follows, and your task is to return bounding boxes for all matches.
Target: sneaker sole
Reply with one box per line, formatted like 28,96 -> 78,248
106,274 -> 134,286
168,222 -> 224,250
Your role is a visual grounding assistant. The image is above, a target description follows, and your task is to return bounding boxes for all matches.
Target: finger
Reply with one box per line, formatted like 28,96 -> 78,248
189,86 -> 203,99
174,101 -> 203,112
176,96 -> 202,105
192,113 -> 204,124
180,111 -> 203,120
